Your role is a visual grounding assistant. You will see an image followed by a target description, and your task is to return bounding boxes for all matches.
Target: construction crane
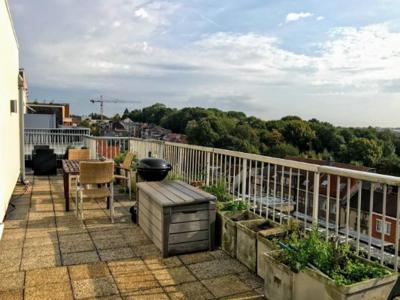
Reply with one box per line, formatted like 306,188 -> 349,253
89,95 -> 140,121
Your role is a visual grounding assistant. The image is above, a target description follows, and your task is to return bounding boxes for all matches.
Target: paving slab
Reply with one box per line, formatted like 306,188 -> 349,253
24,282 -> 73,300
71,277 -> 119,299
187,257 -> 248,280
68,262 -> 111,281
201,274 -> 252,298
0,271 -> 25,291
165,282 -> 214,300
62,251 -> 100,266
25,266 -> 69,287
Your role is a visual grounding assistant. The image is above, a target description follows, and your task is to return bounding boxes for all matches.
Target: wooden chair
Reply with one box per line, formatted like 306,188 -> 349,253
76,161 -> 115,222
68,148 -> 90,161
114,152 -> 135,199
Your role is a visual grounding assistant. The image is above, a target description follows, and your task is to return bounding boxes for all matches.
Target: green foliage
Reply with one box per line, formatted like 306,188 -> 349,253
120,104 -> 400,176
278,228 -> 390,285
202,182 -> 248,212
347,137 -> 383,166
165,172 -> 184,181
218,200 -> 249,212
202,181 -> 233,202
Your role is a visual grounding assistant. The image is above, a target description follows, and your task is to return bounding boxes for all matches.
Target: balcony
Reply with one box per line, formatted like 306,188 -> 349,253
1,173 -> 264,299
3,130 -> 400,298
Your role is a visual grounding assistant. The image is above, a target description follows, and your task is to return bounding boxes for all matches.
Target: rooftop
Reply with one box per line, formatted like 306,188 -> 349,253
0,173 -> 264,300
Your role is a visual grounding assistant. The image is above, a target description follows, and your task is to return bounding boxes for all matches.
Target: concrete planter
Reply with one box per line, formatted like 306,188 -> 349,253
220,211 -> 262,258
236,218 -> 278,272
264,251 -> 295,300
264,251 -> 398,300
257,226 -> 287,279
295,261 -> 397,300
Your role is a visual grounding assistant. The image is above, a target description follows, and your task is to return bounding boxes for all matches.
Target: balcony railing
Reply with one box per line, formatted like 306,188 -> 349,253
24,127 -> 90,158
83,135 -> 400,271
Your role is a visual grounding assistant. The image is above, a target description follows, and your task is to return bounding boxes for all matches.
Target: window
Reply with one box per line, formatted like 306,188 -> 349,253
376,219 -> 391,235
321,180 -> 328,187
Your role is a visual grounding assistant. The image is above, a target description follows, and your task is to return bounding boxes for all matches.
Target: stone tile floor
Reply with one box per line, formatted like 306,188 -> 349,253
0,174 -> 265,300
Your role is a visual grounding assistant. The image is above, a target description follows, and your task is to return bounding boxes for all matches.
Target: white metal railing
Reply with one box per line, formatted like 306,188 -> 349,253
82,135 -> 400,270
24,128 -> 90,158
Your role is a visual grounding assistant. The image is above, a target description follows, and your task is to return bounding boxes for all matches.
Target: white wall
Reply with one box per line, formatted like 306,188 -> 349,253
0,0 -> 20,222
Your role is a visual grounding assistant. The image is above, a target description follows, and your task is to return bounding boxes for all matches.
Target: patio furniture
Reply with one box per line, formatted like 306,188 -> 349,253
137,180 -> 216,257
114,152 -> 134,199
62,159 -> 80,211
76,161 -> 115,222
32,147 -> 57,175
68,148 -> 90,160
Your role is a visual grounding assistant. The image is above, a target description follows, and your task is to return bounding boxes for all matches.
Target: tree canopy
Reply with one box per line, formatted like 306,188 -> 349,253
120,103 -> 400,176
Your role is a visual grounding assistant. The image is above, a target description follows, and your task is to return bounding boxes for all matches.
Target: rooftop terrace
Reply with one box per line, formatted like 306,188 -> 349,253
0,173 -> 264,300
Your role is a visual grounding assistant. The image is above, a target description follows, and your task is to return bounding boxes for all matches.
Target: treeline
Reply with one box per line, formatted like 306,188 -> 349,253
119,103 -> 400,176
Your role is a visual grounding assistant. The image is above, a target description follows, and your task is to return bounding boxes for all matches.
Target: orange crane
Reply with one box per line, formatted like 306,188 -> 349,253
89,95 -> 140,121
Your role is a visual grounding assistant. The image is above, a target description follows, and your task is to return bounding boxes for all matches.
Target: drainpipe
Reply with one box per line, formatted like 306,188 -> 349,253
18,72 -> 26,183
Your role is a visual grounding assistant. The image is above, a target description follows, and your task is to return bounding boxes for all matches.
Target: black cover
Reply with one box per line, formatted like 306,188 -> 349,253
137,158 -> 172,181
32,148 -> 57,175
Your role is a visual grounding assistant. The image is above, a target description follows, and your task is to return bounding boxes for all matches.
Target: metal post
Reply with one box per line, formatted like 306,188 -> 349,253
312,172 -> 320,226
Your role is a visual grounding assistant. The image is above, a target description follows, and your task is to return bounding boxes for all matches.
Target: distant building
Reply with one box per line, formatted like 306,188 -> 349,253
26,102 -> 76,127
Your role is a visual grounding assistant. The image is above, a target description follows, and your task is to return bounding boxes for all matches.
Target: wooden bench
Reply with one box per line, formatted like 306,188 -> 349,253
137,180 -> 216,257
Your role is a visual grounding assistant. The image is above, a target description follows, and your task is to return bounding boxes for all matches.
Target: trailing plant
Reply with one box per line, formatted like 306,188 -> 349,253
276,228 -> 390,285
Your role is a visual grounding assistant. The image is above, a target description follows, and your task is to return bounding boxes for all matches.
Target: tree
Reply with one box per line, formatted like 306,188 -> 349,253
260,129 -> 283,147
347,138 -> 383,166
185,119 -> 219,146
266,143 -> 299,158
122,108 -> 130,119
282,120 -> 316,152
141,103 -> 173,124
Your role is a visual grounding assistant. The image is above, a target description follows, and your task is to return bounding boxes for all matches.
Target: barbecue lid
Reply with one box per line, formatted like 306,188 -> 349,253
137,158 -> 171,170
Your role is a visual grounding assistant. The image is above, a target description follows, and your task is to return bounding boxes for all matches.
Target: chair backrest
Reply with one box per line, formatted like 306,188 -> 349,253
121,152 -> 135,170
79,161 -> 114,184
68,149 -> 90,161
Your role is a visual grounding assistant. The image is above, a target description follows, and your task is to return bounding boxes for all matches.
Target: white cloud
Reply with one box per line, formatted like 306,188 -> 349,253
134,8 -> 150,20
316,16 -> 324,21
285,12 -> 313,23
11,0 -> 400,125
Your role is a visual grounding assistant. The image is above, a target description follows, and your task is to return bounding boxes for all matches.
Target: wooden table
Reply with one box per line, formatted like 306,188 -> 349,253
62,160 -> 80,211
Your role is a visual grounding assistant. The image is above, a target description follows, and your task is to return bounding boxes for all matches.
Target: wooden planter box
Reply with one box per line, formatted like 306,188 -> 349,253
137,180 -> 216,257
264,251 -> 398,300
220,211 -> 262,258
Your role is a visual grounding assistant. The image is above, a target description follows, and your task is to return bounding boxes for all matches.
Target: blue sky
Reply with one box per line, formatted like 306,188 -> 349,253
9,0 -> 400,126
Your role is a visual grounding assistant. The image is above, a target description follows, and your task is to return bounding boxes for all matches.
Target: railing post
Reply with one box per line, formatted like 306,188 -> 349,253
178,147 -> 184,178
312,171 -> 320,226
206,152 -> 211,186
242,159 -> 247,202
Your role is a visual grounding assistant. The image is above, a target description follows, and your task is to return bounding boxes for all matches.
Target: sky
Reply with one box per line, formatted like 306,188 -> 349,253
8,0 -> 400,127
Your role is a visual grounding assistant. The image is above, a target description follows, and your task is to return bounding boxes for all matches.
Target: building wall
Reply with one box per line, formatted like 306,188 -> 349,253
372,214 -> 397,244
0,0 -> 20,222
25,114 -> 56,129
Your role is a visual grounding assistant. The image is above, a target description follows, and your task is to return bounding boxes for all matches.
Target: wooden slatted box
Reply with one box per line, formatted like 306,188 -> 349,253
137,180 -> 216,257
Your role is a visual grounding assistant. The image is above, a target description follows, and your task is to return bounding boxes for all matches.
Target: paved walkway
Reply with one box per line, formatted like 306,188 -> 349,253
0,175 -> 264,300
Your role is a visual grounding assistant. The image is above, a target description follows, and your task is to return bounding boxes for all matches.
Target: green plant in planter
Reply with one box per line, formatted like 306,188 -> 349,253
114,151 -> 127,165
165,172 -> 184,181
218,200 -> 249,212
277,228 -> 390,285
202,181 -> 233,203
